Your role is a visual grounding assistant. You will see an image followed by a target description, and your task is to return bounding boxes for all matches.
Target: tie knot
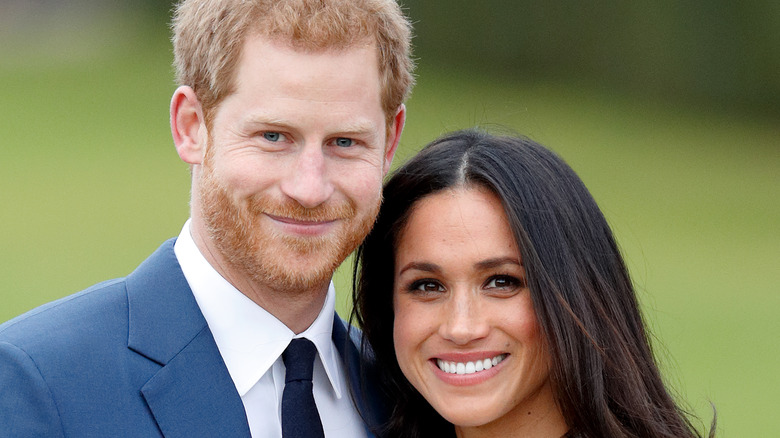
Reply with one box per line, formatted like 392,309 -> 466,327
282,338 -> 317,383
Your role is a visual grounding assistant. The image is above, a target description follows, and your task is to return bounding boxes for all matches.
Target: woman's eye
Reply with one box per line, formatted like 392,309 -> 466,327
334,137 -> 354,147
485,275 -> 522,290
262,132 -> 286,142
411,280 -> 445,293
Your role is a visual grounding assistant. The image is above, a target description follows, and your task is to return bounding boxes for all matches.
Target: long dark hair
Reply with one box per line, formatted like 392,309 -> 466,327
351,129 -> 713,437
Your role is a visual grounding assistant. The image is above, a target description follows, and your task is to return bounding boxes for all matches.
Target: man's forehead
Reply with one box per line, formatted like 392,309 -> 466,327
247,31 -> 377,55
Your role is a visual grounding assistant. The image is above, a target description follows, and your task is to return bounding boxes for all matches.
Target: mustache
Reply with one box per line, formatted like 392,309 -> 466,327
247,197 -> 356,222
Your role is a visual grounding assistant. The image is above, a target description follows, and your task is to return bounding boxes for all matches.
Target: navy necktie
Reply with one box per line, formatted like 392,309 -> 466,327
281,338 -> 325,438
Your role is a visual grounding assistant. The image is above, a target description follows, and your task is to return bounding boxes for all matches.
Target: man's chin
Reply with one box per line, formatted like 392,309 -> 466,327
251,264 -> 335,294
241,244 -> 339,291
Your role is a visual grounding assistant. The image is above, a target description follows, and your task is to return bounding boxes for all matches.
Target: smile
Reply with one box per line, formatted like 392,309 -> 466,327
435,354 -> 507,375
266,214 -> 338,226
265,214 -> 339,236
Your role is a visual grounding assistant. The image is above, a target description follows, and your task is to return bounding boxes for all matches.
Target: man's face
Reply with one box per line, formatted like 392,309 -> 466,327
193,34 -> 399,294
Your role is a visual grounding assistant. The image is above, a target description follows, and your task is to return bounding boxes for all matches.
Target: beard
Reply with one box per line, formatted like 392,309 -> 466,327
197,151 -> 380,295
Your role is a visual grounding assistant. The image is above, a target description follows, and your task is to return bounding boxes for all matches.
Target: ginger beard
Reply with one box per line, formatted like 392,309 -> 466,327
198,144 -> 381,294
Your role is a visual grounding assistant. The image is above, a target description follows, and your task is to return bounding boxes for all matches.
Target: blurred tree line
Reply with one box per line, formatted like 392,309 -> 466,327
139,0 -> 779,113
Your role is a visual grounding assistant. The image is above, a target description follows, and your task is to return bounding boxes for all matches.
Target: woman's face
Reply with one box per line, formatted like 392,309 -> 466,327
393,187 -> 565,435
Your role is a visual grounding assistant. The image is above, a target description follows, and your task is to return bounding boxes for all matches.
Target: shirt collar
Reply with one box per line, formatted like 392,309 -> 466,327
173,220 -> 344,398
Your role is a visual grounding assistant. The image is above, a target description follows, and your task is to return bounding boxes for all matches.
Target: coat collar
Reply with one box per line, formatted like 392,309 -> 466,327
332,318 -> 390,437
126,239 -> 251,437
125,238 -> 388,437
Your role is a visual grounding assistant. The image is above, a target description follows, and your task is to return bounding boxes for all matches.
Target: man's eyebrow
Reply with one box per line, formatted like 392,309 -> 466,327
241,115 -> 378,135
335,123 -> 378,136
241,114 -> 289,127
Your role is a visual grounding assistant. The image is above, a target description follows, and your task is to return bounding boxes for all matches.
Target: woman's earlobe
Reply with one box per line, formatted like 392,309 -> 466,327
170,86 -> 206,165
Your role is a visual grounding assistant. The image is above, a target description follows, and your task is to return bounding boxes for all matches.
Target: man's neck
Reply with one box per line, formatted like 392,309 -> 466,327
189,219 -> 330,334
236,278 -> 330,335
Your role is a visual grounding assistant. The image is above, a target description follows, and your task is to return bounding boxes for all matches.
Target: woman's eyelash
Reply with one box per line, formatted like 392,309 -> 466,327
485,274 -> 526,289
404,275 -> 526,293
408,279 -> 444,293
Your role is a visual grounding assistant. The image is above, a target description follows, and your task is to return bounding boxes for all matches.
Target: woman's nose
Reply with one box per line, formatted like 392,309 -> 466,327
438,292 -> 489,345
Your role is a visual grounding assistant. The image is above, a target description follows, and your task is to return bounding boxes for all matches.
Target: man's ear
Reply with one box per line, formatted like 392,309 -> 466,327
170,86 -> 207,165
383,104 -> 406,175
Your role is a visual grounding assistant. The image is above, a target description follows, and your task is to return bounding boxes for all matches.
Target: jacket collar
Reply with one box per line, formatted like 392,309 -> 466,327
125,238 -> 388,437
332,318 -> 390,437
126,239 -> 251,437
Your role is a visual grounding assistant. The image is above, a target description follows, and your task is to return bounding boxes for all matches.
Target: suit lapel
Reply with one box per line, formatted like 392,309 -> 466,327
140,327 -> 251,437
125,239 -> 386,437
126,239 -> 251,438
332,317 -> 389,437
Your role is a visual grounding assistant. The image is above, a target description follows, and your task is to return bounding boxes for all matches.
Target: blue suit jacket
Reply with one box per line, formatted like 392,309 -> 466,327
0,239 -> 387,437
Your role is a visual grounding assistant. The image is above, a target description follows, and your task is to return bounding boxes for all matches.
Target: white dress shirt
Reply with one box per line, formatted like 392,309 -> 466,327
174,220 -> 367,438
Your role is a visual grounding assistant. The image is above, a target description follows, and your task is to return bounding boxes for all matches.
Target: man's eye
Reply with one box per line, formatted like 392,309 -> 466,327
262,132 -> 286,142
334,137 -> 353,147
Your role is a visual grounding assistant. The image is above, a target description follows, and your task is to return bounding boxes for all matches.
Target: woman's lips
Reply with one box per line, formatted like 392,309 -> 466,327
429,352 -> 509,386
435,353 -> 507,375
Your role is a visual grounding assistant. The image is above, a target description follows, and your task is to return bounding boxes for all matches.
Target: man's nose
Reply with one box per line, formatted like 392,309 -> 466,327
279,145 -> 334,209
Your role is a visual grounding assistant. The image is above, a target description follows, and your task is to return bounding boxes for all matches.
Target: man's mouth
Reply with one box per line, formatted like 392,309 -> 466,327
266,214 -> 338,225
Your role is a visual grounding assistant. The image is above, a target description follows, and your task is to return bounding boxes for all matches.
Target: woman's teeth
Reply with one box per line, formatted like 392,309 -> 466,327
436,354 -> 506,375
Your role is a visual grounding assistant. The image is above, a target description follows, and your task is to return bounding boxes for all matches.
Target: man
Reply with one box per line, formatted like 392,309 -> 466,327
0,0 -> 413,436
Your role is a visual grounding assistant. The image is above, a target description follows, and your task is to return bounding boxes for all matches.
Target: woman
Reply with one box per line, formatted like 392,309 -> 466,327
351,129 -> 713,437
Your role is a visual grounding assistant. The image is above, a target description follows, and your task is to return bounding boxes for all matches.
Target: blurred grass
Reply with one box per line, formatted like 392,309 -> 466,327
1,13 -> 778,437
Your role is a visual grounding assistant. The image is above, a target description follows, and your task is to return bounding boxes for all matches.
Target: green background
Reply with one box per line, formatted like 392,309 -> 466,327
1,3 -> 777,436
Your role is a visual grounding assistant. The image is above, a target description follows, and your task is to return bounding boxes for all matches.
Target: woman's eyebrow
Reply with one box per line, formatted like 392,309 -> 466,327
474,257 -> 522,270
397,261 -> 441,276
